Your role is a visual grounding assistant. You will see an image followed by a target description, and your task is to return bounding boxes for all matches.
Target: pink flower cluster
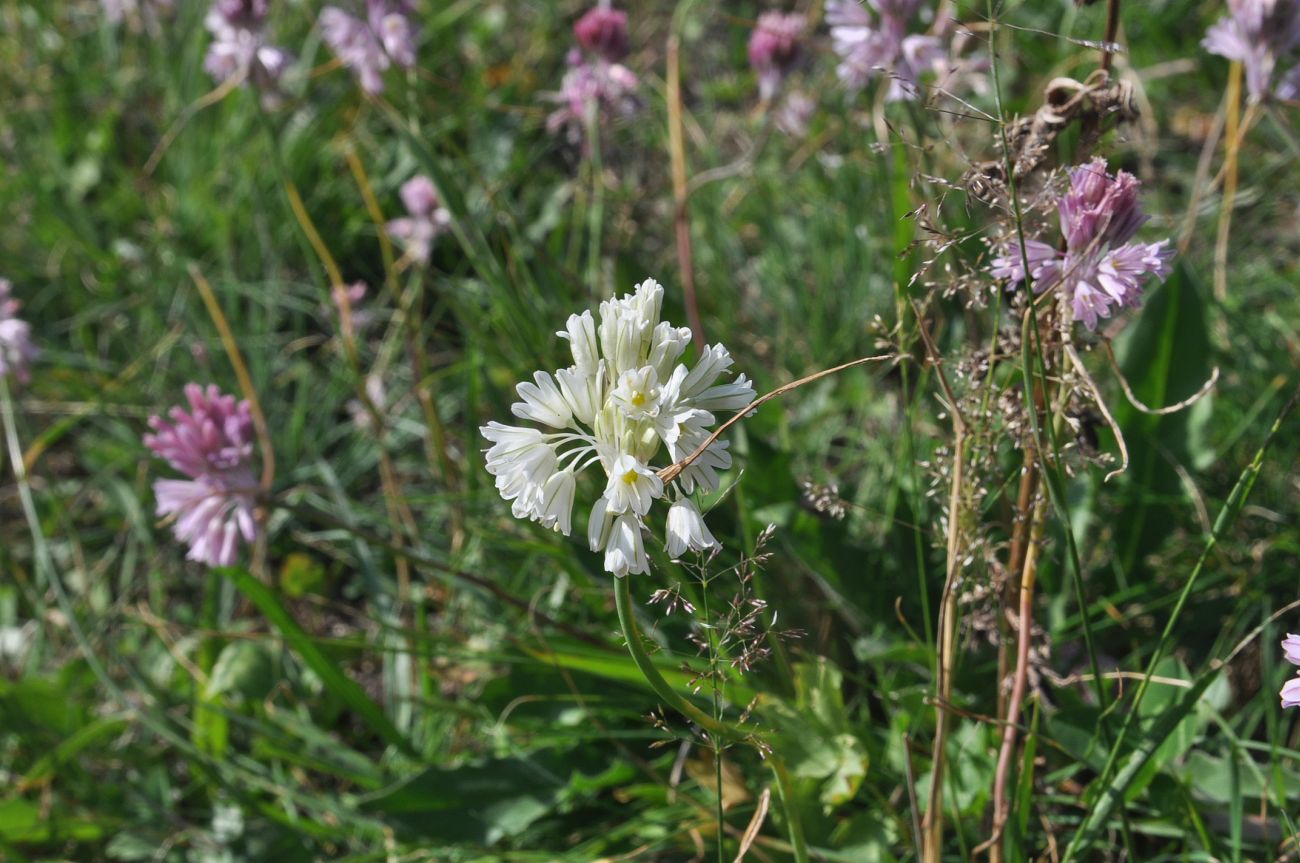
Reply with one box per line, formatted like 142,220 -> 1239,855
203,0 -> 293,94
545,6 -> 639,143
749,11 -> 806,101
1203,0 -> 1300,101
320,0 -> 418,94
826,0 -> 946,102
990,158 -> 1176,331
0,279 -> 37,384
144,384 -> 259,568
386,175 -> 450,264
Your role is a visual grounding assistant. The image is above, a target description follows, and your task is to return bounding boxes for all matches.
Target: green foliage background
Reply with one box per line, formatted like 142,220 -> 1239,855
0,0 -> 1298,860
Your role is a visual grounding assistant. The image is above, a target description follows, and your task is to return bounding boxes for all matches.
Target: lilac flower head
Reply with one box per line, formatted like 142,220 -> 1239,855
1282,633 -> 1300,708
545,53 -> 640,143
1059,158 -> 1147,249
1203,0 -> 1300,100
203,0 -> 292,94
330,281 -> 376,334
320,1 -> 417,94
774,90 -> 816,137
574,5 -> 629,62
1283,633 -> 1300,666
989,158 -> 1175,331
749,12 -> 806,101
144,384 -> 259,568
386,175 -> 451,264
826,0 -> 947,101
0,280 -> 38,384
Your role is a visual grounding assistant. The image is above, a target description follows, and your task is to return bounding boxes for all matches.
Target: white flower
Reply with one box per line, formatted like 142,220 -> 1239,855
558,310 -> 600,374
647,321 -> 692,380
604,512 -> 649,576
556,362 -> 605,426
482,276 -> 755,575
609,365 -> 663,420
537,469 -> 577,535
604,454 -> 663,515
512,371 -> 573,428
666,498 -> 719,558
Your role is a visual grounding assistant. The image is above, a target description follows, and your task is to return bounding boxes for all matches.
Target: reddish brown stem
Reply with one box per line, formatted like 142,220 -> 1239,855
666,34 -> 705,352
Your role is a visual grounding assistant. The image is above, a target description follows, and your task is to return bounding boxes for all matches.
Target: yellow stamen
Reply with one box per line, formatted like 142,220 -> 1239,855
621,469 -> 639,485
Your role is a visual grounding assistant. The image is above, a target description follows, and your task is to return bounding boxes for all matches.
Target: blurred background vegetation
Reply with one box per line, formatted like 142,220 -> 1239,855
1,0 -> 1298,860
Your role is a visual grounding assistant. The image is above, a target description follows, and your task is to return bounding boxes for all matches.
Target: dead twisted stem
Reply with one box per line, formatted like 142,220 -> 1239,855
913,306 -> 967,863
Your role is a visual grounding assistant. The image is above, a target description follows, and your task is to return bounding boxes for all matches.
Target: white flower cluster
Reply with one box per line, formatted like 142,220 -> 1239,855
481,279 -> 755,576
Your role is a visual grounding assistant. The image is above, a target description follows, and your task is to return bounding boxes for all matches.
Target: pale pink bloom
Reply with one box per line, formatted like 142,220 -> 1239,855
574,5 -> 629,62
544,50 -> 640,142
0,279 -> 37,384
990,158 -> 1175,330
1203,0 -> 1300,100
203,0 -> 292,94
774,90 -> 816,136
1059,158 -> 1146,249
1283,676 -> 1300,708
826,0 -> 946,101
749,12 -> 806,101
320,0 -> 417,94
1283,633 -> 1300,666
385,175 -> 450,263
330,281 -> 375,333
144,384 -> 259,568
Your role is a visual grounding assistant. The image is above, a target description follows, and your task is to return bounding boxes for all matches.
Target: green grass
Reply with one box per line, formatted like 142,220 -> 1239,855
1,0 -> 1299,860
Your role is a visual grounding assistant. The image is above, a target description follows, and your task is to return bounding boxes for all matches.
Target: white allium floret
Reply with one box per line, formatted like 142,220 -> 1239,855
666,498 -> 719,558
481,277 -> 756,575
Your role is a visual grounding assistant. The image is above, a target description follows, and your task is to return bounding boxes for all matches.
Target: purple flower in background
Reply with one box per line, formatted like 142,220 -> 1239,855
144,384 -> 259,568
1282,634 -> 1300,708
574,5 -> 629,62
320,0 -> 417,94
545,49 -> 640,142
990,158 -> 1175,331
203,0 -> 292,93
826,0 -> 946,101
386,175 -> 451,264
1203,0 -> 1300,100
749,11 -> 806,101
775,90 -> 816,136
0,280 -> 37,384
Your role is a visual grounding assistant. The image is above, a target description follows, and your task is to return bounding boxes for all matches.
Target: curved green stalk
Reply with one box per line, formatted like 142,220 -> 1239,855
613,574 -> 732,737
613,576 -> 811,862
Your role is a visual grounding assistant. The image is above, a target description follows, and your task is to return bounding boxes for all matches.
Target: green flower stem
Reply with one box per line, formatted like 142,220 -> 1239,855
613,576 -> 811,862
770,757 -> 812,863
613,574 -> 731,737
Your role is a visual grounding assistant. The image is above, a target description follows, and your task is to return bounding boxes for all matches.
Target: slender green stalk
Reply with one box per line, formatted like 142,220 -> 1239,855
613,574 -> 731,736
612,576 -> 810,862
770,757 -> 811,863
1061,382 -> 1299,861
698,567 -> 725,863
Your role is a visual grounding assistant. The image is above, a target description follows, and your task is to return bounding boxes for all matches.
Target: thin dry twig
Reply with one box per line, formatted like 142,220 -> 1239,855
1065,343 -> 1130,482
189,265 -> 275,495
1101,341 -> 1219,416
657,353 -> 900,485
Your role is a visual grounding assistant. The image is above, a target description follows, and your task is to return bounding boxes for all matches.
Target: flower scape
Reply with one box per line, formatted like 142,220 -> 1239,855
482,279 -> 755,576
